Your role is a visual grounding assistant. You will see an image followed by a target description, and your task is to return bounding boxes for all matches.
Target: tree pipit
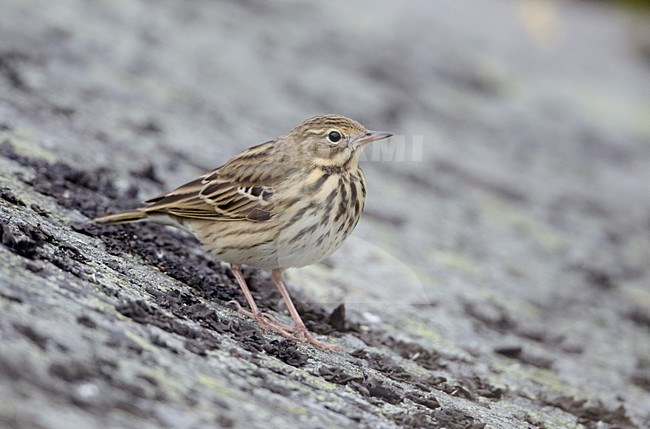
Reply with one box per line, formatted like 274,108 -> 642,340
96,115 -> 392,349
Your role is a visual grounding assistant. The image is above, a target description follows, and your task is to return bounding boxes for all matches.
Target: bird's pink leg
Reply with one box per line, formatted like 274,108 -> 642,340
271,269 -> 340,350
229,264 -> 298,337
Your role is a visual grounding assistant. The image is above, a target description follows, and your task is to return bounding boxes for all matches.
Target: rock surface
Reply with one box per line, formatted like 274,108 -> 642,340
1,1 -> 649,428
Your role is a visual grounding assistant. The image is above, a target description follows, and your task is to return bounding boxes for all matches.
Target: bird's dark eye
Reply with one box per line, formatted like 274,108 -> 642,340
327,131 -> 342,143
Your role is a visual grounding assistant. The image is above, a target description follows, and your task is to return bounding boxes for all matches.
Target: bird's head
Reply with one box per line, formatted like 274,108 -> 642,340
284,114 -> 393,170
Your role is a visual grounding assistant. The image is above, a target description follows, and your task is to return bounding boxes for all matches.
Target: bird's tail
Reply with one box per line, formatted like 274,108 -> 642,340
94,209 -> 149,224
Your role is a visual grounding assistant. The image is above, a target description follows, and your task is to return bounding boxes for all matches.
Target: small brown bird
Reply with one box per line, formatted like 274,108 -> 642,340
95,115 -> 392,349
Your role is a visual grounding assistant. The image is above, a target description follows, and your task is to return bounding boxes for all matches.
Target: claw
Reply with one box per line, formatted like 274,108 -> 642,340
294,327 -> 341,350
228,264 -> 339,350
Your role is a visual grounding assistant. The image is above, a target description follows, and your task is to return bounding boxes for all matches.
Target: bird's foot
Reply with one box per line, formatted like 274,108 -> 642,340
228,300 -> 298,335
293,324 -> 341,350
228,300 -> 339,350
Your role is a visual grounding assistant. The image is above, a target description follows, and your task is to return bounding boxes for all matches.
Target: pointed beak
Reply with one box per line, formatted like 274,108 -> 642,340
353,130 -> 393,148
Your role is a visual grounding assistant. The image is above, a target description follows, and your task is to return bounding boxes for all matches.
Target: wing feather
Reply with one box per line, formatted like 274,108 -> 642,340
141,141 -> 280,222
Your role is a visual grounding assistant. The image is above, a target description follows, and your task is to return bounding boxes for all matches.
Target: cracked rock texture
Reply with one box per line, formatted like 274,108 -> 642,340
1,1 -> 650,428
